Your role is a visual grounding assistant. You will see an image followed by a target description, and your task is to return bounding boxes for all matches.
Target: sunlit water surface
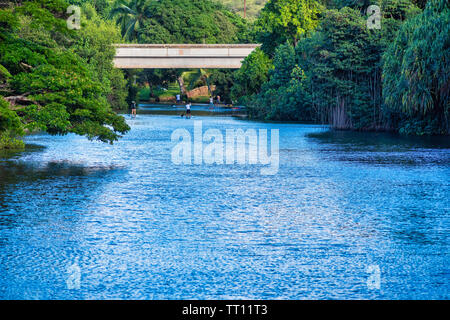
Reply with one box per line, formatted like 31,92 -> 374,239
0,112 -> 449,299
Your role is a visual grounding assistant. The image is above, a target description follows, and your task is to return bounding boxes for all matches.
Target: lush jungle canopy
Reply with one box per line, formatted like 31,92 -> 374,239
233,0 -> 449,135
0,0 -> 448,151
0,0 -> 130,149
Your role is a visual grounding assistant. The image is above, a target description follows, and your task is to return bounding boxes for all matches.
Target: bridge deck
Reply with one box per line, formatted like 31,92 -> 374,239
113,44 -> 260,69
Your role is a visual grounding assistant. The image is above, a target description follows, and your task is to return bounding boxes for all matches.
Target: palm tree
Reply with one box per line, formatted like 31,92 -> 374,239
109,0 -> 152,41
187,69 -> 213,96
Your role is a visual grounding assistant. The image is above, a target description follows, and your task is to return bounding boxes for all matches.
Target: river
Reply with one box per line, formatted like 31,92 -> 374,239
0,107 -> 448,299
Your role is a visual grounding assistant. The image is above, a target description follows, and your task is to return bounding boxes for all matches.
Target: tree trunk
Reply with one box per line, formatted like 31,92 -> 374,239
4,94 -> 35,106
205,76 -> 213,96
177,76 -> 186,95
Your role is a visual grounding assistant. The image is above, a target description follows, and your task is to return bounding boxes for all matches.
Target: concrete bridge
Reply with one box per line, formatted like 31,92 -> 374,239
113,44 -> 260,69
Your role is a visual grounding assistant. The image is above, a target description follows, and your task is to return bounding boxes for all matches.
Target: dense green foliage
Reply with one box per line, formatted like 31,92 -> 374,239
293,4 -> 418,129
0,96 -> 25,149
246,43 -> 312,120
232,0 -> 448,135
383,0 -> 449,134
76,3 -> 128,110
110,0 -> 253,44
256,0 -> 323,54
231,47 -> 273,104
69,0 -> 115,17
1,0 -> 446,149
109,0 -> 151,41
0,0 -> 129,149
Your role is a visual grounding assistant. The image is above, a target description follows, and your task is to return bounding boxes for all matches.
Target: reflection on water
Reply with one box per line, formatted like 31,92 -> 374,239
135,103 -> 247,117
0,113 -> 448,299
308,130 -> 450,166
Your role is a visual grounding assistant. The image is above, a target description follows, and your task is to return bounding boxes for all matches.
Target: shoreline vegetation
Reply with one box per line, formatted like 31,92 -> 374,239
0,0 -> 131,151
0,0 -> 449,151
237,0 -> 448,136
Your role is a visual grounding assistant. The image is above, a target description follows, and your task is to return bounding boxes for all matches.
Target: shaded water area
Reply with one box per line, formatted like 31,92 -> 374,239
0,105 -> 449,299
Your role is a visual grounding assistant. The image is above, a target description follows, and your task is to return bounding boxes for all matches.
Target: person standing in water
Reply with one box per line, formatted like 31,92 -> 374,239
185,101 -> 191,119
131,101 -> 137,118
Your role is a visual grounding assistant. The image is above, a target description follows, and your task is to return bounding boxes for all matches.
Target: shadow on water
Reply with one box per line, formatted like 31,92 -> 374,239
1,143 -> 123,183
308,130 -> 450,149
307,130 -> 450,166
0,143 -> 127,225
0,144 -> 46,160
0,160 -> 123,184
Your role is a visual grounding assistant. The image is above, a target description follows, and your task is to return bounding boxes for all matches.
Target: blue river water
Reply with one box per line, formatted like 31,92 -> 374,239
0,110 -> 449,299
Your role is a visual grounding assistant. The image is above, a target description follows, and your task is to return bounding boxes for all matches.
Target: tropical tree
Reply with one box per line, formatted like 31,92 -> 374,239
137,0 -> 251,44
247,43 -> 312,121
75,3 -> 128,110
209,69 -> 234,104
383,0 -> 449,134
247,1 -> 422,129
109,0 -> 151,41
0,0 -> 129,147
68,0 -> 113,18
187,69 -> 213,96
0,64 -> 11,82
256,0 -> 323,55
231,48 -> 272,102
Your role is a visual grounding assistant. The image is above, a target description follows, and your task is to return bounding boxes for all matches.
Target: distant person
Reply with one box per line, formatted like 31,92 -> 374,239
186,102 -> 191,119
216,95 -> 221,105
131,101 -> 137,118
209,96 -> 214,109
176,94 -> 181,104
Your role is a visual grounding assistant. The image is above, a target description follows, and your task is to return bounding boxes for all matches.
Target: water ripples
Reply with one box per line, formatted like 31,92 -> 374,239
0,115 -> 448,299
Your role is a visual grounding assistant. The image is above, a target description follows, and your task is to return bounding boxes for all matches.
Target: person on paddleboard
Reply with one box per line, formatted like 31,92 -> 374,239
185,101 -> 191,119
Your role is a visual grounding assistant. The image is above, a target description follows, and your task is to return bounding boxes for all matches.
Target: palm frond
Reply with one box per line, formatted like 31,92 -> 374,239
124,19 -> 138,41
